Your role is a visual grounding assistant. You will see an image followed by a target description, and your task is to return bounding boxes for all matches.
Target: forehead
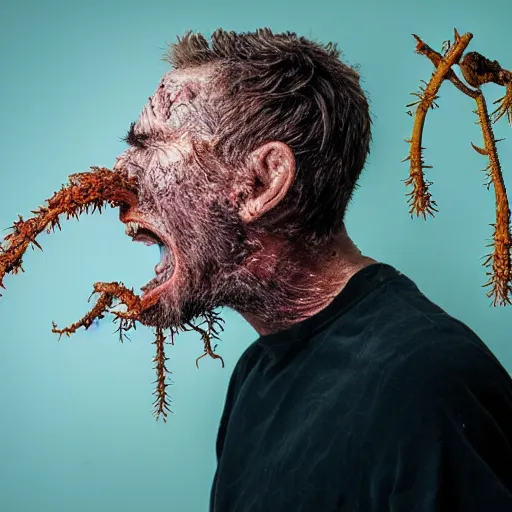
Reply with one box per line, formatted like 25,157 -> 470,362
159,65 -> 216,90
135,65 -> 216,134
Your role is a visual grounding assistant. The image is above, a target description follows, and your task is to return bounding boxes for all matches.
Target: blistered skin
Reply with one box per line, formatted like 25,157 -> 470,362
113,67 -> 273,330
113,65 -> 373,334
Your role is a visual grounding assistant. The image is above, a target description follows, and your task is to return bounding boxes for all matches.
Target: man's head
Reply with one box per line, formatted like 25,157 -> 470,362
113,28 -> 372,330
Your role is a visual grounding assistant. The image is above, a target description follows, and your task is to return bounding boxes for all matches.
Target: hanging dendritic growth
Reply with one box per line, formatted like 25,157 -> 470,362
403,28 -> 512,306
0,167 -> 224,422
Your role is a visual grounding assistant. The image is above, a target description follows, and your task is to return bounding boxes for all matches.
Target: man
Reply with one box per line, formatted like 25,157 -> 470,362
113,28 -> 512,511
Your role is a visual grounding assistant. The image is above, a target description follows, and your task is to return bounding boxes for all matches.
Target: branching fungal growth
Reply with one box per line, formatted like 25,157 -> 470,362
404,28 -> 512,306
0,167 -> 225,422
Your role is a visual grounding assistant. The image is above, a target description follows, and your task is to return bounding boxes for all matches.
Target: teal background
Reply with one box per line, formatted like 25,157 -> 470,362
0,0 -> 511,510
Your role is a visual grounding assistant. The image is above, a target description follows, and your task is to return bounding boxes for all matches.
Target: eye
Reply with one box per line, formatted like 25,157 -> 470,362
121,122 -> 150,149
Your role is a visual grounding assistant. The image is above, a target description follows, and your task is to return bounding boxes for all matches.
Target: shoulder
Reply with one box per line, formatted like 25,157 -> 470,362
364,331 -> 512,434
236,338 -> 264,371
342,275 -> 511,407
228,339 -> 264,390
356,337 -> 512,510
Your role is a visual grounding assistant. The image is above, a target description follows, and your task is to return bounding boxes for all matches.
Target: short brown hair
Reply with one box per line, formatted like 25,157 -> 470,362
164,28 -> 372,243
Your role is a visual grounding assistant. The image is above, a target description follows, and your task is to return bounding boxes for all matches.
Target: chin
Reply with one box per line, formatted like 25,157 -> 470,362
137,300 -> 176,330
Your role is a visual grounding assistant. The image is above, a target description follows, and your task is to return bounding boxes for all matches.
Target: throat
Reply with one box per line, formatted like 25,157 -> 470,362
234,233 -> 376,336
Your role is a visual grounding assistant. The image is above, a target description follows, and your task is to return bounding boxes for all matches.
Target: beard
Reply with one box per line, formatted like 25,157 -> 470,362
133,161 -> 288,332
138,200 -> 248,329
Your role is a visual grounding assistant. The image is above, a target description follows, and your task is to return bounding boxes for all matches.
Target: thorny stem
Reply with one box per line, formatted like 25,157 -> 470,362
492,83 -> 512,126
51,284 -> 225,421
416,34 -> 479,99
51,282 -> 143,342
152,328 -> 174,421
474,94 -> 512,305
405,28 -> 512,306
0,167 -> 138,293
404,29 -> 473,218
1,167 -> 226,421
186,311 -> 226,369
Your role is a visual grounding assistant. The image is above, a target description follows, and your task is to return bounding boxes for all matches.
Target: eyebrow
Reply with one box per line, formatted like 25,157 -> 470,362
121,122 -> 151,149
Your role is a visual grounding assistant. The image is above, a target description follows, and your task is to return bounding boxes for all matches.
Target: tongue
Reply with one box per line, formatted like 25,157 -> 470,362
132,232 -> 159,246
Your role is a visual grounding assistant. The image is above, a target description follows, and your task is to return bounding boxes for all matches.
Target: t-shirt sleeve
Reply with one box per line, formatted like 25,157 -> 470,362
361,338 -> 512,511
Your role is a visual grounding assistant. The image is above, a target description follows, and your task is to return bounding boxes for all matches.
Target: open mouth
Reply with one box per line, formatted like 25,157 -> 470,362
124,219 -> 176,298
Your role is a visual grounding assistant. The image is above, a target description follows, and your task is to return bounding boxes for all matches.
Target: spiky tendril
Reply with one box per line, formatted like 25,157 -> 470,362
1,167 -> 226,422
53,284 -> 225,422
0,167 -> 138,292
404,28 -> 512,306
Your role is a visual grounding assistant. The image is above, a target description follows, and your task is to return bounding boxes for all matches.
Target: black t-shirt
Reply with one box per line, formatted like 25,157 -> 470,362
209,263 -> 512,511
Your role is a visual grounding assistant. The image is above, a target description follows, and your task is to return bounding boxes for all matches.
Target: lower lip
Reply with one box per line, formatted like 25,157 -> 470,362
140,260 -> 178,310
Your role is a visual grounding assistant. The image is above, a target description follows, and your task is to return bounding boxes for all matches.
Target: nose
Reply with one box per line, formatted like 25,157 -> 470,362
113,155 -> 143,182
113,154 -> 126,174
112,156 -> 140,221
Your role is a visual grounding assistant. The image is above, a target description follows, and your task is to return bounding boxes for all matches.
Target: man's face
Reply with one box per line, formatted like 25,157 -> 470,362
113,68 -> 256,330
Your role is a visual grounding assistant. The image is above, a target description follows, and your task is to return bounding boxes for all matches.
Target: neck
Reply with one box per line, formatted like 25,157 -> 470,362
238,227 -> 377,336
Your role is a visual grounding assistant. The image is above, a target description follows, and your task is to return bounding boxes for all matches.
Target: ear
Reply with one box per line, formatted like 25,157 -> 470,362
239,141 -> 296,223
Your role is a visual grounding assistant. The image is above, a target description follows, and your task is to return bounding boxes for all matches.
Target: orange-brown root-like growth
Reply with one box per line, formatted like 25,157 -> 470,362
0,167 -> 138,292
1,167 -> 225,422
404,28 -> 512,306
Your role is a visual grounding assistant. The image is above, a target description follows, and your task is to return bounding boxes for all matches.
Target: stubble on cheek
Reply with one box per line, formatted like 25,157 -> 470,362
138,198 -> 251,329
126,149 -> 238,328
116,69 -> 259,328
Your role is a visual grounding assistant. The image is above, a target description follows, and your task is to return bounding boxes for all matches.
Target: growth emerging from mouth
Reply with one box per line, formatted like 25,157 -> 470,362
124,220 -> 176,296
0,166 -> 225,423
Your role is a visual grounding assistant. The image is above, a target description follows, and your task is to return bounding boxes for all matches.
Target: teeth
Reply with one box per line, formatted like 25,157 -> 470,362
123,220 -> 175,295
125,221 -> 142,237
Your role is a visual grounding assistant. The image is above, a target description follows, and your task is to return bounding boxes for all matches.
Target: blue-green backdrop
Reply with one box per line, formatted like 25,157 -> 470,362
1,0 -> 511,510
